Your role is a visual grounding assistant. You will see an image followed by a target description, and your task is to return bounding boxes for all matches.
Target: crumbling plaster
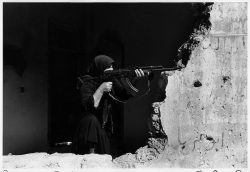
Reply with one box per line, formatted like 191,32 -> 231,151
160,2 -> 247,168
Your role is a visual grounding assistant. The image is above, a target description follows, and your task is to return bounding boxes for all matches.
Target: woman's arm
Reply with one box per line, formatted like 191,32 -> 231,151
93,82 -> 113,108
80,79 -> 113,110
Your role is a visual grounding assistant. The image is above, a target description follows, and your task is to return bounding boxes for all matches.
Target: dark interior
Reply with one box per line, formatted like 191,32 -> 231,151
3,3 -> 197,156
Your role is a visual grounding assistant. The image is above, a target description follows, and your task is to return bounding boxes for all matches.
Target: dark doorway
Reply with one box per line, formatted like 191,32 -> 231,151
48,20 -> 82,146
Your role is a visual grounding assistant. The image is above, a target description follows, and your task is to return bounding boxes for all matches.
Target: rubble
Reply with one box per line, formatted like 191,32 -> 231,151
3,153 -> 114,169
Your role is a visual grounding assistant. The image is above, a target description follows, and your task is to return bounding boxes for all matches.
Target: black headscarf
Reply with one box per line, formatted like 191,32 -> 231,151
87,55 -> 114,77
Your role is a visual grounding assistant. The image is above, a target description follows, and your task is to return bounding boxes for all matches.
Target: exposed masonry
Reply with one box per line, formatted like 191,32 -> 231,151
159,2 -> 247,168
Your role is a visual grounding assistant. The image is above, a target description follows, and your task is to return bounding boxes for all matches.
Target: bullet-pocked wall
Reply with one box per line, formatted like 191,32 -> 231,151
160,2 -> 247,167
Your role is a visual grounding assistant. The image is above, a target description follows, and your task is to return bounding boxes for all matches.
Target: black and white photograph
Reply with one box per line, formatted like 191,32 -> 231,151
2,1 -> 248,171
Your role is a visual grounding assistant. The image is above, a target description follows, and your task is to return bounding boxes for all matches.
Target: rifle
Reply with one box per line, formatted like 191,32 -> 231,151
102,65 -> 181,79
78,65 -> 182,103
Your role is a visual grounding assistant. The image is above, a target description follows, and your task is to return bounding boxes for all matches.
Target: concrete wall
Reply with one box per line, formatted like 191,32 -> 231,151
3,4 -> 49,154
3,3 -> 88,155
160,2 -> 247,167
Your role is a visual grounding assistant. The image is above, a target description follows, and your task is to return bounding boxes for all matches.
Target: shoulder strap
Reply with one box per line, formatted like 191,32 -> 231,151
108,91 -> 128,104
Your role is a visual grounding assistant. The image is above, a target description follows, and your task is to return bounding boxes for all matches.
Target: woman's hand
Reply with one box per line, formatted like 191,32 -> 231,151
99,82 -> 113,93
93,82 -> 113,108
135,69 -> 145,77
161,71 -> 175,77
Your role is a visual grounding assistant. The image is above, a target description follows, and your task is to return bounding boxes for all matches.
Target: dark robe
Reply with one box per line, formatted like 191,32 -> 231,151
72,55 -> 133,155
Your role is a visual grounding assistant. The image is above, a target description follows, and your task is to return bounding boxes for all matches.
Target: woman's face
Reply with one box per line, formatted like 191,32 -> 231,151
88,55 -> 114,76
104,65 -> 113,72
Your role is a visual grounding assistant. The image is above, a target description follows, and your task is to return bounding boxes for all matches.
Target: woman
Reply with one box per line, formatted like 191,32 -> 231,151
73,55 -> 144,155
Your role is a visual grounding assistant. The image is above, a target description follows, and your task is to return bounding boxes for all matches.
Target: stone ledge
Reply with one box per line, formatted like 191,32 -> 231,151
3,153 -> 114,169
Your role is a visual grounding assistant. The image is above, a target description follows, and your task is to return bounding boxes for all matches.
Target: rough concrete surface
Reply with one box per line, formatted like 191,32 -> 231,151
3,153 -> 115,168
160,2 -> 247,168
2,2 -> 248,169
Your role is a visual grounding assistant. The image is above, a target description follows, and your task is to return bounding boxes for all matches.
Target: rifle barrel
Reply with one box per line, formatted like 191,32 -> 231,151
139,66 -> 163,70
142,66 -> 182,72
155,67 -> 182,71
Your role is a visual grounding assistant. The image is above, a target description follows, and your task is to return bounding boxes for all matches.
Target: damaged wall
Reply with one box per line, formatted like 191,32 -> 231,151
160,2 -> 247,168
